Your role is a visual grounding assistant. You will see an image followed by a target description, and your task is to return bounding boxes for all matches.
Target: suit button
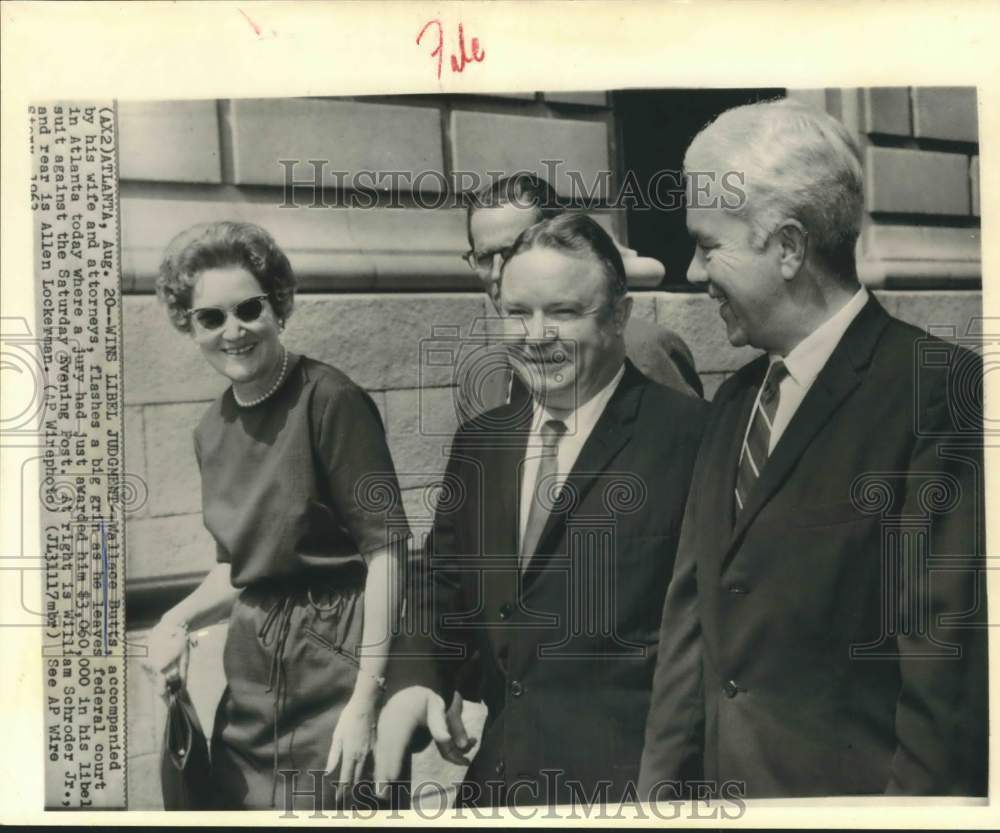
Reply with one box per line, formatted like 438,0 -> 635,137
723,680 -> 740,698
495,760 -> 505,776
510,680 -> 524,697
499,602 -> 513,620
727,583 -> 749,594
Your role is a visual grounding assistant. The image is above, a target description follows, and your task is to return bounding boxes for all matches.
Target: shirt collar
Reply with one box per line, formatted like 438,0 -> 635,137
531,362 -> 626,436
774,287 -> 869,388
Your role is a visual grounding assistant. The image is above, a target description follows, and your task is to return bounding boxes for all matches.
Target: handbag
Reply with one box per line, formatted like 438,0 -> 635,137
160,674 -> 214,810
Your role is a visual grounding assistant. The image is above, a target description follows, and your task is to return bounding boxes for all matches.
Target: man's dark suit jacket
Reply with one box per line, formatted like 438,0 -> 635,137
638,296 -> 987,798
388,361 -> 707,806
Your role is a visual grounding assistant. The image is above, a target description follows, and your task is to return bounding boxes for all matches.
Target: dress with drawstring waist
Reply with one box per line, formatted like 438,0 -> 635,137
210,579 -> 368,810
191,355 -> 410,810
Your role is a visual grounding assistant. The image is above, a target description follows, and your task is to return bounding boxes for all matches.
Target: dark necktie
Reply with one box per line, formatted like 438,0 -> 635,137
520,419 -> 567,570
734,361 -> 787,515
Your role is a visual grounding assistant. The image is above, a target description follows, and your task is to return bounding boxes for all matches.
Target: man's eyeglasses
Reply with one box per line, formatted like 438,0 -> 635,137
462,248 -> 512,274
186,294 -> 271,332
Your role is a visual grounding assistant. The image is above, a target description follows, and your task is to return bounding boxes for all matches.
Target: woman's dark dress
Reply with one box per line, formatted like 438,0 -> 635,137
193,354 -> 408,810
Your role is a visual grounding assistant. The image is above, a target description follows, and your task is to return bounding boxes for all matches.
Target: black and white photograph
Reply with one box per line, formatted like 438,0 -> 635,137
1,1 -> 997,826
121,84 -> 986,812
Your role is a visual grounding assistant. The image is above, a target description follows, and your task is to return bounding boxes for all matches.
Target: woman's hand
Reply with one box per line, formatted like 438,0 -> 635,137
142,617 -> 189,698
325,696 -> 376,799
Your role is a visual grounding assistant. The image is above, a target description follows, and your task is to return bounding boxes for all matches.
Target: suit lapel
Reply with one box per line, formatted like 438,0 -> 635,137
528,362 -> 645,566
470,400 -> 530,557
724,296 -> 890,564
703,360 -> 766,573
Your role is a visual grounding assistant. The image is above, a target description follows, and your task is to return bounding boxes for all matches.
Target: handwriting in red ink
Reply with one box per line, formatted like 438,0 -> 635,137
238,7 -> 277,38
417,19 -> 486,80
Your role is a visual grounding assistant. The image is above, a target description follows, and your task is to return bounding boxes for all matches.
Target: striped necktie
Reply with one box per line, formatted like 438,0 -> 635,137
734,361 -> 787,516
520,419 -> 567,570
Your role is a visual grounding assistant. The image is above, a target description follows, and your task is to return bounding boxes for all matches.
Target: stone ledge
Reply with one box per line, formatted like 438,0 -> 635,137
122,198 -> 654,293
859,224 -> 981,288
862,225 -> 980,262
971,156 -> 980,217
121,197 -> 470,294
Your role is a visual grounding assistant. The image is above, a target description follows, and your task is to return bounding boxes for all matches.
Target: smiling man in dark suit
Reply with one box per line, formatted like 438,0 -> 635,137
638,99 -> 986,798
458,173 -> 703,413
376,213 -> 706,807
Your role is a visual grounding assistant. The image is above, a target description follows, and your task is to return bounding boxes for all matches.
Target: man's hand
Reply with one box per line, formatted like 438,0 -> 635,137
441,691 -> 476,765
374,686 -> 476,796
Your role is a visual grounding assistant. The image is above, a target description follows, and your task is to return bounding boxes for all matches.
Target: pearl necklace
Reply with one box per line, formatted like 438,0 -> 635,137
233,348 -> 289,408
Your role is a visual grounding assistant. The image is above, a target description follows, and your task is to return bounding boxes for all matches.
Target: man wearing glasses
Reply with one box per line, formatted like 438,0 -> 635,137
376,213 -> 706,807
457,174 -> 703,415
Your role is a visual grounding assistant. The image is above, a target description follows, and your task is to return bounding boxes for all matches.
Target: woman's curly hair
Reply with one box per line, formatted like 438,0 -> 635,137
155,221 -> 296,334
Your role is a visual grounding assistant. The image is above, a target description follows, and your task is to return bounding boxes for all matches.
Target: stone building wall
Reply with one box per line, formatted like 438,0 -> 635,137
120,88 -> 981,807
122,88 -> 982,608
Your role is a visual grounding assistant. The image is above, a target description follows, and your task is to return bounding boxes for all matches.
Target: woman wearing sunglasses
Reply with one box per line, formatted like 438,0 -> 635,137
145,220 -> 409,809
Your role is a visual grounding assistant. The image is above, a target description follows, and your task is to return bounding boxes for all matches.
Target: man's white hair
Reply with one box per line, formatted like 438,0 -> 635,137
684,98 -> 864,278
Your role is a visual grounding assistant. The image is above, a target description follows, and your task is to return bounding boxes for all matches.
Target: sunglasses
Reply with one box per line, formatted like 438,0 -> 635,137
186,294 -> 271,332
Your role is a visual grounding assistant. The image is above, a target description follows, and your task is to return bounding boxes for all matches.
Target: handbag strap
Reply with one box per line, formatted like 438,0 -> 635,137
165,681 -> 194,768
164,631 -> 196,770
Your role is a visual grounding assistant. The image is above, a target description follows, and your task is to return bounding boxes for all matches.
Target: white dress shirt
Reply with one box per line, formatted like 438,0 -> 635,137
744,288 -> 870,455
518,364 -> 626,547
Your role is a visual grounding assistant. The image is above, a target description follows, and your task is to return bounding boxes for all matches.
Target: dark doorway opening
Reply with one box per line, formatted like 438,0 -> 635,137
614,88 -> 784,290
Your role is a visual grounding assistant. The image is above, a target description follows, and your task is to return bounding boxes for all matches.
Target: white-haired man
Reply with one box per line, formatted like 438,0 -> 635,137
638,99 -> 986,798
